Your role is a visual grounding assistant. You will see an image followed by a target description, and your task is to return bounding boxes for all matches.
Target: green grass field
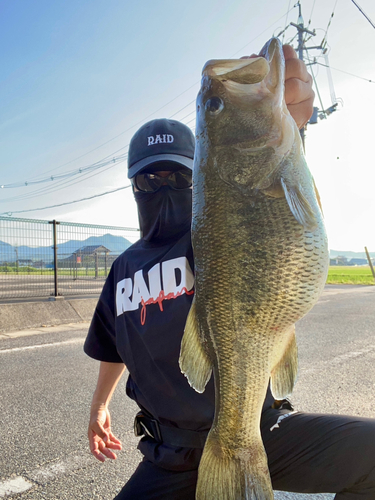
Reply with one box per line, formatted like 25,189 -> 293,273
327,266 -> 375,285
1,265 -> 374,285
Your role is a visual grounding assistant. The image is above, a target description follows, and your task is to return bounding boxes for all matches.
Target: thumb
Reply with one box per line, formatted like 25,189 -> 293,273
89,419 -> 109,441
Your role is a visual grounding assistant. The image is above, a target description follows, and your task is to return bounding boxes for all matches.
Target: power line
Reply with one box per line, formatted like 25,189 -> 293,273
0,154 -> 127,189
320,0 -> 339,49
1,184 -> 133,216
351,0 -> 375,29
2,4 -> 298,195
314,62 -> 375,83
230,4 -> 297,57
282,0 -> 292,43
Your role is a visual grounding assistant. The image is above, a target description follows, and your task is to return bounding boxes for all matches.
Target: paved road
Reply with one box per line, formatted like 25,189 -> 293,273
1,284 -> 374,499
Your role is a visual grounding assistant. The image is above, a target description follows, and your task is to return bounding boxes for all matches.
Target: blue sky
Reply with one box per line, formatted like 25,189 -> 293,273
1,0 -> 375,251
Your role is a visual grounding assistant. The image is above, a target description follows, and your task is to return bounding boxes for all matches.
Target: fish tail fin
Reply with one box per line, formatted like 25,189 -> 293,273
179,298 -> 212,393
271,326 -> 298,399
196,434 -> 274,500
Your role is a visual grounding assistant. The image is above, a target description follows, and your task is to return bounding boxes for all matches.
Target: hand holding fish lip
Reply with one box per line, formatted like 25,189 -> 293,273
240,44 -> 315,130
283,45 -> 315,129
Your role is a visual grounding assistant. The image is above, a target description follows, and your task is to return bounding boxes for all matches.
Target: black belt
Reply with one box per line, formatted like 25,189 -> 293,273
134,412 -> 209,449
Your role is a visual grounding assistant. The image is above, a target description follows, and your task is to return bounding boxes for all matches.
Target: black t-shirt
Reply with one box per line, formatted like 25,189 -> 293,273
84,229 -> 274,470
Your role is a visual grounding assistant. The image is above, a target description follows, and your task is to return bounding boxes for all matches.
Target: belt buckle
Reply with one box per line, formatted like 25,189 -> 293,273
134,413 -> 144,437
134,412 -> 162,442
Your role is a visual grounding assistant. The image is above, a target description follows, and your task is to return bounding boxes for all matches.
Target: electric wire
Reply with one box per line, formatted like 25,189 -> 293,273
5,4 -> 344,217
3,4 -> 298,195
0,157 -> 128,205
303,0 -> 317,43
0,184 -> 133,217
305,49 -> 327,118
320,0 -> 339,49
282,0 -> 292,43
315,62 -> 375,83
351,0 -> 375,29
229,4 -> 298,57
0,154 -> 128,202
19,82 -> 200,182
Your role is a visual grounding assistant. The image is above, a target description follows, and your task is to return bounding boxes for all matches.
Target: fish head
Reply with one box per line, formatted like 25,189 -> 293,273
195,37 -> 298,193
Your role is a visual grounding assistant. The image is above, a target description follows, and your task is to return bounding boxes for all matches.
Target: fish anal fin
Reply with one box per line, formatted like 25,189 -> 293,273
281,177 -> 318,231
179,298 -> 212,393
271,326 -> 298,400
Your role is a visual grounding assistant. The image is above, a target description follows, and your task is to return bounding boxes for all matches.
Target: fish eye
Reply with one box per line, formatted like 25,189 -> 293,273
205,97 -> 224,115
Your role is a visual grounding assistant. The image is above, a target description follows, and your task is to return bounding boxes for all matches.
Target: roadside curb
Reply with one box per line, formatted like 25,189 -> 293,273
0,298 -> 97,334
0,322 -> 90,340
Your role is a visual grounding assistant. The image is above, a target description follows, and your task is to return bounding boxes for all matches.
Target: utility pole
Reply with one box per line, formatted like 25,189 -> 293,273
290,1 -> 316,150
285,1 -> 339,150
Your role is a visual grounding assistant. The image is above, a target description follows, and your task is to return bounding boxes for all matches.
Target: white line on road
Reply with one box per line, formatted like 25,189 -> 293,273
0,454 -> 93,498
0,477 -> 33,497
0,338 -> 84,354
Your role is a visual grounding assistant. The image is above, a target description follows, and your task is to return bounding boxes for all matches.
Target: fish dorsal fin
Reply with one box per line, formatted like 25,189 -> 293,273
179,298 -> 213,393
280,176 -> 318,231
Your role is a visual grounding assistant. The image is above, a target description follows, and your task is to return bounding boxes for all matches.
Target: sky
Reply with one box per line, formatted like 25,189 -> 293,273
0,0 -> 374,252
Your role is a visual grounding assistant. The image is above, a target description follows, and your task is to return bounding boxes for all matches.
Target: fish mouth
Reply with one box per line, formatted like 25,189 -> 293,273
202,38 -> 283,93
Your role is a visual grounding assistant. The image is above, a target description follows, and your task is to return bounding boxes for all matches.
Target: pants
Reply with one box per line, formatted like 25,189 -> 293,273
114,409 -> 375,499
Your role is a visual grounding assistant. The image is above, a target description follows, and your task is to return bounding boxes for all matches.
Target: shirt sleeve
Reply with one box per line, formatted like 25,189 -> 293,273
83,265 -> 123,363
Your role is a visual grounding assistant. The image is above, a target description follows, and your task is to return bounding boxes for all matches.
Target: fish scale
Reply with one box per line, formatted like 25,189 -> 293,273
179,37 -> 329,500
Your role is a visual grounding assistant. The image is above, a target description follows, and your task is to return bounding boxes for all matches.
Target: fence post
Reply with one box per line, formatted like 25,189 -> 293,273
49,220 -> 60,297
365,247 -> 375,282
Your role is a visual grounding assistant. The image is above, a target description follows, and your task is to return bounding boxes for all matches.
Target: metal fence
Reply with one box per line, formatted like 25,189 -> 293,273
0,216 -> 140,300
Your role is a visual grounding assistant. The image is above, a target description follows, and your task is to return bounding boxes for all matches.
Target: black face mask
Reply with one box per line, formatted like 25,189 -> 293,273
134,186 -> 192,244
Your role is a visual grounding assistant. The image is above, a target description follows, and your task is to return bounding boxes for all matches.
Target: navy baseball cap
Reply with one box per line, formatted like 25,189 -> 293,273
127,119 -> 195,179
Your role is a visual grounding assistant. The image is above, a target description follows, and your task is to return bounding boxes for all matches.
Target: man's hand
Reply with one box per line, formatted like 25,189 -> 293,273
283,44 -> 315,130
88,405 -> 122,462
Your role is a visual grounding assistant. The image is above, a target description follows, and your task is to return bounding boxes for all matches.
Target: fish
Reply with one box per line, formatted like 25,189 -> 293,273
179,37 -> 329,500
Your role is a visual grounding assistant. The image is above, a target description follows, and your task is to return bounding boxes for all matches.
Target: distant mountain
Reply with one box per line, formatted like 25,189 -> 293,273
329,249 -> 375,260
0,234 -> 134,263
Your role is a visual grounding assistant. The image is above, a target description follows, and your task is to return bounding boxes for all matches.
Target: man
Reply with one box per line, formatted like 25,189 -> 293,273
84,46 -> 375,499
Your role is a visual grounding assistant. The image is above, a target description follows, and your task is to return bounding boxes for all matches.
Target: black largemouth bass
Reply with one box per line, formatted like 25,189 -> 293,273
179,37 -> 329,500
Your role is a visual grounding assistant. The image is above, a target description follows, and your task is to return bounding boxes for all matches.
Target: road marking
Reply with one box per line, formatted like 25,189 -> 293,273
0,338 -> 84,354
27,454 -> 92,483
303,344 -> 375,374
0,454 -> 93,497
0,477 -> 33,497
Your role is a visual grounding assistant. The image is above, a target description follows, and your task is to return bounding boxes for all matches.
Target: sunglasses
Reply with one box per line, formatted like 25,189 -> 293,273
134,171 -> 192,193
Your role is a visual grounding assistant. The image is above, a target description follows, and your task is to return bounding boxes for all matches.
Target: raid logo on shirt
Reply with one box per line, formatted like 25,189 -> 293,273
116,256 -> 194,325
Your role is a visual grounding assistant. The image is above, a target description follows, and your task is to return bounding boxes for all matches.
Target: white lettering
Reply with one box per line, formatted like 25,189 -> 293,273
116,278 -> 135,316
115,257 -> 195,318
147,134 -> 174,146
162,257 -> 194,295
148,263 -> 162,299
131,270 -> 151,308
270,411 -> 298,431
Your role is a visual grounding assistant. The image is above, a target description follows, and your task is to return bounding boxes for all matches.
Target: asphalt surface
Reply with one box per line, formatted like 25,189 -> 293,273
1,284 -> 374,499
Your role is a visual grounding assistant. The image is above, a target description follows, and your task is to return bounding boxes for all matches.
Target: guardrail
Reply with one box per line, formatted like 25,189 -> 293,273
0,216 -> 140,299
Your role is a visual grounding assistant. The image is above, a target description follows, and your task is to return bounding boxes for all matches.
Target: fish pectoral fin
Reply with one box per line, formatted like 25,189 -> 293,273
280,176 -> 318,231
179,298 -> 212,393
270,326 -> 298,400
